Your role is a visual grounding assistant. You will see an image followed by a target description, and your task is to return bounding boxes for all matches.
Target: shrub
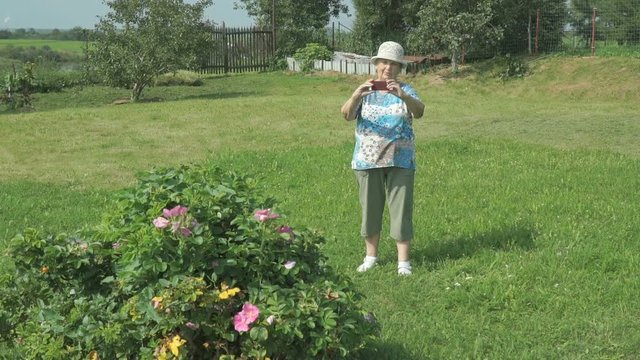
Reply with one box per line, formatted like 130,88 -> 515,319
0,62 -> 36,110
32,68 -> 88,93
0,163 -> 378,359
155,71 -> 204,87
293,43 -> 334,73
499,54 -> 529,80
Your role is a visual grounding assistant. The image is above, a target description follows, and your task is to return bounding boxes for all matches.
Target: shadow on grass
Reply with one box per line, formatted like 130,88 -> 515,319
177,90 -> 260,102
113,90 -> 260,106
416,224 -> 538,268
360,340 -> 420,360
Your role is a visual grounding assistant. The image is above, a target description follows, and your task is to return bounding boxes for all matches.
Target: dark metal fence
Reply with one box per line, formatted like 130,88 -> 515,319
200,25 -> 275,74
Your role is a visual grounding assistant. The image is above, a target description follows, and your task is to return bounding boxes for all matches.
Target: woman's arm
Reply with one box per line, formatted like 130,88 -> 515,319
341,81 -> 373,121
401,92 -> 425,119
386,80 -> 425,119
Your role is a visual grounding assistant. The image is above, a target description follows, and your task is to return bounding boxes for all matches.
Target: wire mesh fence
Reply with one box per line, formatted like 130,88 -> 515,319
328,2 -> 640,59
567,2 -> 640,56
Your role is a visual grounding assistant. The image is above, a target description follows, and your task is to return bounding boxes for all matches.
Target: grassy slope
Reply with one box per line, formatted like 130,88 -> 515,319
1,56 -> 640,358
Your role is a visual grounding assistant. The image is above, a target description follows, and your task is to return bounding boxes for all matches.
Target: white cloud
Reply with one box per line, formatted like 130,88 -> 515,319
3,16 -> 10,24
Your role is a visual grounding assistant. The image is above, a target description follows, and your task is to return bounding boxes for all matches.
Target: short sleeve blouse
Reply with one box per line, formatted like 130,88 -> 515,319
351,83 -> 420,170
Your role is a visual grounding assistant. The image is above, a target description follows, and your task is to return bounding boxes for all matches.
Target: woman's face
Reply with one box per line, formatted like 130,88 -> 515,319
375,59 -> 402,80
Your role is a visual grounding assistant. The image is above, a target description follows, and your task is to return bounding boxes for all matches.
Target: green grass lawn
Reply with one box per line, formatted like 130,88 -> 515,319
1,57 -> 640,358
0,39 -> 85,54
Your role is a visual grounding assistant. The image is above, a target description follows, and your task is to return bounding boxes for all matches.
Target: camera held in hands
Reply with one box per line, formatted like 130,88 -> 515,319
370,80 -> 388,91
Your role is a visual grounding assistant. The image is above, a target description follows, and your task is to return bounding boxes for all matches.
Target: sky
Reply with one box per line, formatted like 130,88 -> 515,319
1,0 -> 354,30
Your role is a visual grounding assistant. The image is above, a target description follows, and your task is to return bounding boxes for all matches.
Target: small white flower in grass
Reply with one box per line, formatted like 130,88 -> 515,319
266,315 -> 276,325
284,260 -> 296,270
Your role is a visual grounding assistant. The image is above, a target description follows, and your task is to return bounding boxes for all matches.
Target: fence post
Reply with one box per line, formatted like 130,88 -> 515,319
272,0 -> 277,54
591,7 -> 597,56
222,23 -> 229,73
535,9 -> 540,54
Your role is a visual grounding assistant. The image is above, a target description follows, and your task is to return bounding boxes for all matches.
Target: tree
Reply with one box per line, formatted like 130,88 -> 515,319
595,0 -> 640,45
234,0 -> 348,55
495,0 -> 567,54
408,0 -> 503,71
85,0 -> 213,102
350,0 -> 427,55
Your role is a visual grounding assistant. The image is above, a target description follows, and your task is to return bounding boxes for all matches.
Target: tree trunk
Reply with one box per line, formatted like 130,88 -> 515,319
450,50 -> 459,73
131,82 -> 144,102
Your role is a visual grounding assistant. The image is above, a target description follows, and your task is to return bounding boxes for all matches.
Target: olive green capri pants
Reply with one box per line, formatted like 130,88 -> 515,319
354,167 -> 414,241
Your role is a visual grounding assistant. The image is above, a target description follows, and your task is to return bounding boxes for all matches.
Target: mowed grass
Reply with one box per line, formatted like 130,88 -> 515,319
1,57 -> 640,358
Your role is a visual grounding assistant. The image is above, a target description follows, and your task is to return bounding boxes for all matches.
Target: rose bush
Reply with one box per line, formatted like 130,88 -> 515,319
0,163 -> 378,359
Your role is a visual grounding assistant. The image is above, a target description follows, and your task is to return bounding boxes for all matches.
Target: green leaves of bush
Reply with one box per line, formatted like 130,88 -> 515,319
293,43 -> 334,73
0,163 -> 378,359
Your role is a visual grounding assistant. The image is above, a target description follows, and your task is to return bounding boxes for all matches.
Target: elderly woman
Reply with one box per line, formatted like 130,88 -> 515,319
340,41 -> 425,276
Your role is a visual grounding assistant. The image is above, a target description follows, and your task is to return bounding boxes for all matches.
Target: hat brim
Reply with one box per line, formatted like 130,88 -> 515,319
371,56 -> 410,65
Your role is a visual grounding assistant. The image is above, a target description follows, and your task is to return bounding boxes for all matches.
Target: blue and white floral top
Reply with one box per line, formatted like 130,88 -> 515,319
352,83 -> 420,170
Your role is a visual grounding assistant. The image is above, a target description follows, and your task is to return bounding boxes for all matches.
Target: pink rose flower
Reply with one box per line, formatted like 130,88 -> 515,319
253,208 -> 279,222
233,302 -> 260,333
241,302 -> 260,323
234,314 -> 250,333
163,205 -> 189,218
179,227 -> 192,237
153,217 -> 170,229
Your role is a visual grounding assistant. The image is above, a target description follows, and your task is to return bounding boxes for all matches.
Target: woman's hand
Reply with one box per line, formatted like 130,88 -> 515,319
352,79 -> 375,99
341,80 -> 375,121
385,79 -> 406,99
386,79 -> 425,119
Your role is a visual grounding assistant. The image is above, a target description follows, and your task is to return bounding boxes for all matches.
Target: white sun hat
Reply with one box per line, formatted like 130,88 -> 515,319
371,41 -> 409,66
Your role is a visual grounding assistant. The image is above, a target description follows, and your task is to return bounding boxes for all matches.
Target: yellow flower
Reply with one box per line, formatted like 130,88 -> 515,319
157,347 -> 167,360
152,296 -> 164,310
168,335 -> 186,357
218,287 -> 241,300
40,266 -> 49,274
88,350 -> 99,360
229,287 -> 240,296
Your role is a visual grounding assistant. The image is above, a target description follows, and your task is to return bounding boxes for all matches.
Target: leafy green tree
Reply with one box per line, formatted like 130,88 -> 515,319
496,0 -> 567,54
408,0 -> 503,71
350,0 -> 427,55
85,0 -> 213,102
350,0 -> 567,57
234,0 -> 348,55
596,0 -> 640,45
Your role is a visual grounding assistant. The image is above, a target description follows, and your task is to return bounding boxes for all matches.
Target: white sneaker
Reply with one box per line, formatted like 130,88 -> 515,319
357,257 -> 377,272
398,262 -> 412,276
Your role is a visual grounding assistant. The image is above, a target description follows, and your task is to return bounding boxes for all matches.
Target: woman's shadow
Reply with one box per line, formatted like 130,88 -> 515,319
416,223 -> 538,269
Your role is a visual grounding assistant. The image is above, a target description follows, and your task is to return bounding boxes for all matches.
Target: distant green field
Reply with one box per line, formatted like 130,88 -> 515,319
0,39 -> 85,54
